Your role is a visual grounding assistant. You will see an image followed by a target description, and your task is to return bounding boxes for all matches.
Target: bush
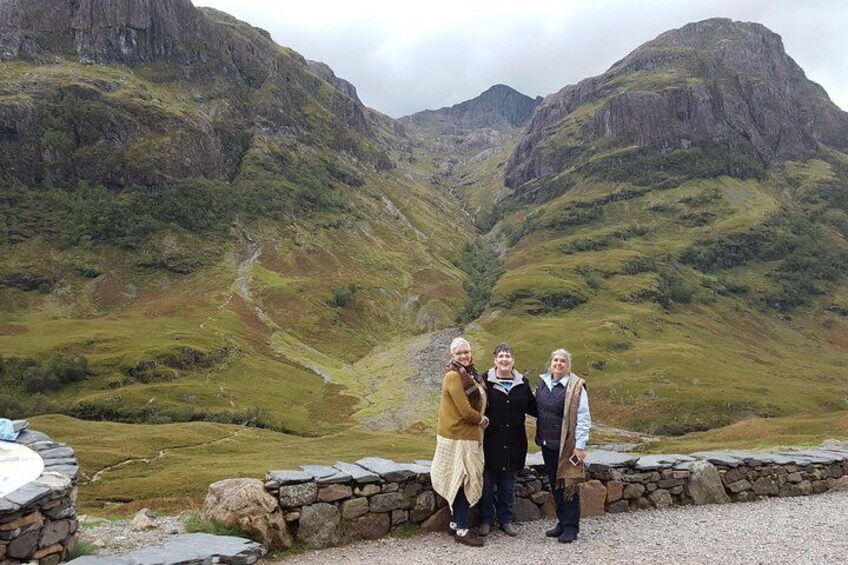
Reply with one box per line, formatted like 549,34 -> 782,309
330,284 -> 357,308
456,239 -> 503,323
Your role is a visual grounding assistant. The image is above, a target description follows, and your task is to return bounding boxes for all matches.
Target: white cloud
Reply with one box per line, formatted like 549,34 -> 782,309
195,0 -> 848,117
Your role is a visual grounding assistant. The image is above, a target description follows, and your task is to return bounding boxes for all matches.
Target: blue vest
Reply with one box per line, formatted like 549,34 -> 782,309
535,380 -> 567,449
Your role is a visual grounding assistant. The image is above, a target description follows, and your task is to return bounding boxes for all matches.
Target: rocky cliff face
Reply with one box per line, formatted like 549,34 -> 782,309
1,0 -> 215,65
0,0 -> 387,187
506,18 -> 848,191
402,84 -> 541,152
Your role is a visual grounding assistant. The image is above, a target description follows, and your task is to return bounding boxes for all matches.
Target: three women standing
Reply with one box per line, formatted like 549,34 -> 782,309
432,340 -> 591,546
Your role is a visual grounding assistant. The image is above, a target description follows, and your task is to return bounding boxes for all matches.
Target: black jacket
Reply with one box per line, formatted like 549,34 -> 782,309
483,370 -> 538,472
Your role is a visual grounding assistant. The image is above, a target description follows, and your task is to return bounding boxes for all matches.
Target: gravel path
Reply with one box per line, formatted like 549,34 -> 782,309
274,490 -> 848,564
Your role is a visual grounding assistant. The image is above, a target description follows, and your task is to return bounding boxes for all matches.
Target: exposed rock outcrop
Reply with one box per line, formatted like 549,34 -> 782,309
506,18 -> 848,192
402,84 -> 541,153
0,0 -> 387,187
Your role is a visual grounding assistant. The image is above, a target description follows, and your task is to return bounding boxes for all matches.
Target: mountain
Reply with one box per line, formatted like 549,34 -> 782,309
471,18 -> 848,435
402,84 -> 541,153
0,0 -> 474,446
506,18 -> 848,196
0,0 -> 391,188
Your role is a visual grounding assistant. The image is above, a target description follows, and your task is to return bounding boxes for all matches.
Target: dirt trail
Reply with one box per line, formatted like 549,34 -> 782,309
85,430 -> 242,485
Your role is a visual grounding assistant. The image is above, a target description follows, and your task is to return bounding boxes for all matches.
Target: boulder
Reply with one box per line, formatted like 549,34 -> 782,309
513,497 -> 541,522
606,480 -> 624,502
579,480 -> 607,517
409,491 -> 436,523
317,484 -> 352,503
648,489 -> 673,508
534,491 -> 557,518
420,506 -> 451,533
687,460 -> 731,505
202,478 -> 292,550
369,492 -> 410,513
131,509 -> 157,530
344,513 -> 390,542
828,476 -> 848,492
340,498 -> 370,520
298,503 -> 340,549
278,481 -> 318,507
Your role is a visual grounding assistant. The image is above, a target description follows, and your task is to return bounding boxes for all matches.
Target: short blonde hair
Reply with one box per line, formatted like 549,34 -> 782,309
450,337 -> 471,353
548,348 -> 572,371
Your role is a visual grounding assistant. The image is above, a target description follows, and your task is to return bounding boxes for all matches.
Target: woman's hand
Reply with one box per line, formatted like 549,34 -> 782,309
480,416 -> 490,429
572,448 -> 587,462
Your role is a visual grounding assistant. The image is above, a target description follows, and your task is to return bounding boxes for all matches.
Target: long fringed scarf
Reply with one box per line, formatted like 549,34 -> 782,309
445,360 -> 486,442
556,373 -> 587,500
446,360 -> 482,403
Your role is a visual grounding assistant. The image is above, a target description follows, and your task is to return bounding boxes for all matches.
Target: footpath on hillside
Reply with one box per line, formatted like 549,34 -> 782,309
273,490 -> 848,564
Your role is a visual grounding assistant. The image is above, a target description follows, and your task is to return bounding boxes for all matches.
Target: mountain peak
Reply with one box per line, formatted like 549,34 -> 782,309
506,18 -> 848,192
403,84 -> 541,133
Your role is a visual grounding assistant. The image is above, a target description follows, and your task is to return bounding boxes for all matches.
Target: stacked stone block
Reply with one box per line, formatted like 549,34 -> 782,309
1,421 -> 80,565
265,442 -> 848,549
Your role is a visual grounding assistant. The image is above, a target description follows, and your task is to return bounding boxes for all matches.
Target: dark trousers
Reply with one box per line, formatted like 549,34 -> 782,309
451,486 -> 471,529
480,467 -> 517,525
542,445 -> 581,535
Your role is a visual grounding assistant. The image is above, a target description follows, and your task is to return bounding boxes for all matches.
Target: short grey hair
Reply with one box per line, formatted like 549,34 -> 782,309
450,337 -> 471,353
548,348 -> 572,371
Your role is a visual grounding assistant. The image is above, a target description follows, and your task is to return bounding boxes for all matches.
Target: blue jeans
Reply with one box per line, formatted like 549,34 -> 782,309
451,487 -> 471,529
542,445 -> 581,536
480,467 -> 517,525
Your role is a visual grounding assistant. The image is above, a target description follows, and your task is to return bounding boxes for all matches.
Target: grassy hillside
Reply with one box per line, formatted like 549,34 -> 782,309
459,153 -> 848,435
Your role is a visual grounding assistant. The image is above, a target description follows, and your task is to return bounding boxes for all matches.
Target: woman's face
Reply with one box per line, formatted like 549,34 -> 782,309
494,350 -> 515,374
551,354 -> 570,377
451,345 -> 473,366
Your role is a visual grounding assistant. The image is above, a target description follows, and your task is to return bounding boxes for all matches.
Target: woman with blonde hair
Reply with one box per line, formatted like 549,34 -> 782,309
430,337 -> 489,546
534,348 -> 591,544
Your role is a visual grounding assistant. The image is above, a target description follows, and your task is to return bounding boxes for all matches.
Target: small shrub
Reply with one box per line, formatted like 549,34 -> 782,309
184,512 -> 249,538
66,540 -> 95,560
76,264 -> 102,278
330,284 -> 357,308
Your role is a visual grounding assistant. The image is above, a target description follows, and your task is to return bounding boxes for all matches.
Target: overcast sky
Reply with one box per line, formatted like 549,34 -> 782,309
195,0 -> 848,118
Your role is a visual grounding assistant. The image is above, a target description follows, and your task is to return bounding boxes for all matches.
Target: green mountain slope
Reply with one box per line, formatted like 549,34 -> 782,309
468,19 -> 848,434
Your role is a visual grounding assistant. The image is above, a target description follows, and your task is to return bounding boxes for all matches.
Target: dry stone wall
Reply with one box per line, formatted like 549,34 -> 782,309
262,442 -> 848,549
0,420 -> 79,565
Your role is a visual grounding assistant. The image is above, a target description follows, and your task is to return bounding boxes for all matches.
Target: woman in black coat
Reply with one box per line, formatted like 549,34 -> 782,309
479,343 -> 537,537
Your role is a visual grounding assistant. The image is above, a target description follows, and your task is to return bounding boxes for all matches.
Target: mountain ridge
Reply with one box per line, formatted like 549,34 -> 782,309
505,17 -> 848,194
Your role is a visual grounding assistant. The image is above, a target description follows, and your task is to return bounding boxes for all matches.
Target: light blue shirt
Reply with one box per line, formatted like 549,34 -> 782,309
0,418 -> 19,441
540,373 -> 591,449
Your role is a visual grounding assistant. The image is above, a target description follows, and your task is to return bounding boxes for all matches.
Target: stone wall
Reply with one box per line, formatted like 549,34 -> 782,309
0,420 -> 79,565
259,442 -> 848,549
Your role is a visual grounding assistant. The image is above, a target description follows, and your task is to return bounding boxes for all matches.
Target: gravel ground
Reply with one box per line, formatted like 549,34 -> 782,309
274,490 -> 848,565
80,514 -> 186,554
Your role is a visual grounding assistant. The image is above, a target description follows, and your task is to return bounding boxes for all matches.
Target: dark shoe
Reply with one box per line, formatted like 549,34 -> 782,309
557,532 -> 577,544
478,523 -> 491,537
545,524 -> 563,538
501,522 -> 518,537
455,530 -> 485,547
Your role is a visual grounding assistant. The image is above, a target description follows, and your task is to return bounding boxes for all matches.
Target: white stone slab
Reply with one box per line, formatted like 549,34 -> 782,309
0,440 -> 45,498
